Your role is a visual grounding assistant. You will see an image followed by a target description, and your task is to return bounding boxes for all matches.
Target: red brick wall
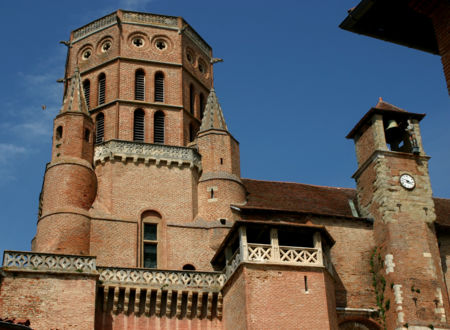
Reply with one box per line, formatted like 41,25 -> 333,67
240,264 -> 337,329
222,266 -> 247,329
0,272 -> 96,330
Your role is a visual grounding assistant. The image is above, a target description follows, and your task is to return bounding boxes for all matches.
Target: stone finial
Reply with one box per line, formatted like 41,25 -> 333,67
60,67 -> 89,115
374,97 -> 406,112
199,88 -> 228,132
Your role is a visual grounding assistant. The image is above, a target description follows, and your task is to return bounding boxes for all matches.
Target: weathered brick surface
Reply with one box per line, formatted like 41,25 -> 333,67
0,272 -> 96,330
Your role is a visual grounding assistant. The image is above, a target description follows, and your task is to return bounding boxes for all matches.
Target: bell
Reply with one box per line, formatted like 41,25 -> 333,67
385,119 -> 403,146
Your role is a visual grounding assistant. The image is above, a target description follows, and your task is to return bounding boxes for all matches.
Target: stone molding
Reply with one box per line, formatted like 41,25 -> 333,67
94,140 -> 201,170
122,12 -> 178,28
2,251 -> 97,274
199,171 -> 243,184
99,267 -> 225,291
183,25 -> 212,57
73,13 -> 117,42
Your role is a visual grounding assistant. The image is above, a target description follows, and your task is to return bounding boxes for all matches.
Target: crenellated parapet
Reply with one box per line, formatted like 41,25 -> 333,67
94,140 -> 202,170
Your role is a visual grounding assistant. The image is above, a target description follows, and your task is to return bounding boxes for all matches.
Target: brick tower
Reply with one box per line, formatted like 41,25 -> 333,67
34,68 -> 96,255
196,88 -> 246,232
347,98 -> 450,329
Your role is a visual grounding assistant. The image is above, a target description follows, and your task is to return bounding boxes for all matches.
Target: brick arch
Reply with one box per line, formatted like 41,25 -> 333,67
338,317 -> 381,330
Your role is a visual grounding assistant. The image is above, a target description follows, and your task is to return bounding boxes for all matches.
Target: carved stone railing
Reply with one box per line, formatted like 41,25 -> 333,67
2,251 -> 97,274
122,11 -> 178,28
73,13 -> 117,42
247,243 -> 272,262
99,267 -> 225,291
279,246 -> 321,265
224,249 -> 241,278
94,140 -> 201,170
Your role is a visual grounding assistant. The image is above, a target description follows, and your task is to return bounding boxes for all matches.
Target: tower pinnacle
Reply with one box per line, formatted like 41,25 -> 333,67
199,88 -> 228,132
60,67 -> 89,115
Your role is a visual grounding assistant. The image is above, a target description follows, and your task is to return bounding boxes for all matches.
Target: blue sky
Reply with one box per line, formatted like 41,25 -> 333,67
0,0 -> 448,255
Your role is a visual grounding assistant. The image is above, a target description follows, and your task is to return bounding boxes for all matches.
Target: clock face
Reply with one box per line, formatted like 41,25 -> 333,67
400,174 -> 415,190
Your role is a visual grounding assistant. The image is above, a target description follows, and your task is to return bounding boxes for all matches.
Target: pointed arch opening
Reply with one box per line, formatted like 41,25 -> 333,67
82,79 -> 90,109
95,112 -> 105,144
189,84 -> 195,115
133,109 -> 145,142
135,69 -> 145,101
199,93 -> 205,119
154,72 -> 164,102
154,111 -> 165,144
98,73 -> 106,105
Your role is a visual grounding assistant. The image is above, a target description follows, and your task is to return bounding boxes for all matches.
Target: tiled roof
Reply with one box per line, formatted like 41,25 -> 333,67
241,179 -> 358,218
241,178 -> 450,224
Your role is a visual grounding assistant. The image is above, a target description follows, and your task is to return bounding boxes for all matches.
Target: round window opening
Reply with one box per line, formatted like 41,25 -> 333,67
186,53 -> 193,63
101,41 -> 111,52
82,49 -> 92,60
199,63 -> 205,73
132,37 -> 144,48
156,40 -> 166,50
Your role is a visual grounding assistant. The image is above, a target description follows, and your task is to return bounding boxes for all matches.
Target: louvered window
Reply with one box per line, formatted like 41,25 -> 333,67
154,72 -> 164,102
134,109 -> 145,142
95,113 -> 105,144
82,80 -> 90,109
189,85 -> 195,114
135,70 -> 145,101
98,73 -> 106,105
154,111 -> 165,144
199,93 -> 205,119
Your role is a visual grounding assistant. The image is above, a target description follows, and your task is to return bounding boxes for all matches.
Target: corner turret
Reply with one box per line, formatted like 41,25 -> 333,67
34,68 -> 97,255
196,89 -> 246,228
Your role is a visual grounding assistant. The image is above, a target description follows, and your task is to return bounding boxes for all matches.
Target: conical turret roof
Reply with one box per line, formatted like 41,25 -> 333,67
60,67 -> 89,115
199,88 -> 228,132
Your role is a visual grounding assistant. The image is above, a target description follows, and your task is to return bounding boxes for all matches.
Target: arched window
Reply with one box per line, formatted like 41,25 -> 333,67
182,264 -> 196,271
56,126 -> 63,140
141,211 -> 162,269
82,79 -> 90,109
135,69 -> 145,101
189,84 -> 195,115
199,93 -> 205,119
95,113 -> 104,144
98,73 -> 106,105
134,109 -> 145,142
154,72 -> 164,102
154,111 -> 165,144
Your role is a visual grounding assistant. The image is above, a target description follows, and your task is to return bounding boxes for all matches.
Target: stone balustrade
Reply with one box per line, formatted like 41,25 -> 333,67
94,140 -> 201,170
2,250 -> 97,274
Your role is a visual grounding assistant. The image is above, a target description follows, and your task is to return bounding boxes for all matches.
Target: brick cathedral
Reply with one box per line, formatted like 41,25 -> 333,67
1,2 -> 450,329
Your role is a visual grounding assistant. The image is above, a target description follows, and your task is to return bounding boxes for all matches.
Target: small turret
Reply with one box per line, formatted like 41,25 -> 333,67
34,68 -> 97,255
196,89 -> 246,226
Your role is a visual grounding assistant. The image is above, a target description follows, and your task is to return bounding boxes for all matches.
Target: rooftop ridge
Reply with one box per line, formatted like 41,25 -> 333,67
242,177 -> 356,191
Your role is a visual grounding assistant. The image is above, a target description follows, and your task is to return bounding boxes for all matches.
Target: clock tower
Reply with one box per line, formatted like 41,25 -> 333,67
347,98 -> 450,329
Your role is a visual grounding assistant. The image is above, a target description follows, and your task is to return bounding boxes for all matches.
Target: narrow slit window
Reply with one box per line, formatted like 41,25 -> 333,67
154,111 -> 165,144
199,93 -> 205,119
154,72 -> 164,102
135,70 -> 145,101
189,124 -> 194,142
210,189 -> 214,199
82,79 -> 90,109
189,84 -> 195,115
143,223 -> 157,268
84,129 -> 90,142
95,113 -> 104,144
304,276 -> 308,292
98,73 -> 106,105
56,126 -> 63,140
133,109 -> 145,142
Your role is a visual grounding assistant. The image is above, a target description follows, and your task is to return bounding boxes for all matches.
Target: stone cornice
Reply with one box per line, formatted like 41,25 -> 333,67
94,140 -> 201,170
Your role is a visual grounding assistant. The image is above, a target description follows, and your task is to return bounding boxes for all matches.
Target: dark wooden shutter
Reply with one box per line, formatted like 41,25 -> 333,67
95,113 -> 104,144
134,109 -> 145,142
98,73 -> 106,105
154,111 -> 164,144
154,73 -> 164,102
82,80 -> 90,109
135,70 -> 145,101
